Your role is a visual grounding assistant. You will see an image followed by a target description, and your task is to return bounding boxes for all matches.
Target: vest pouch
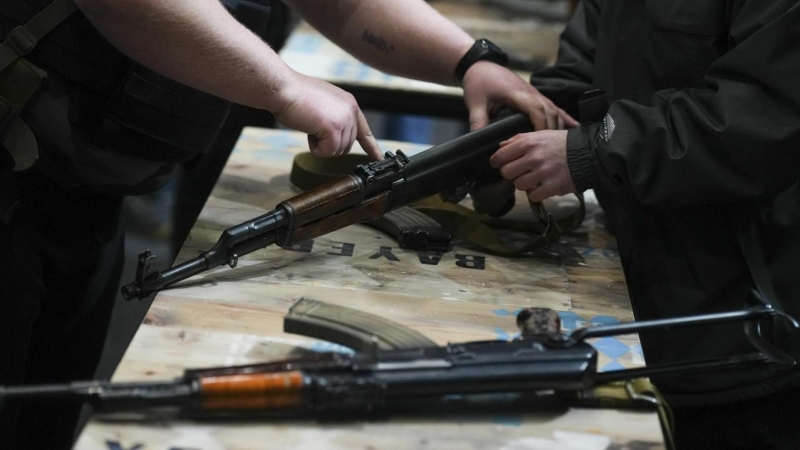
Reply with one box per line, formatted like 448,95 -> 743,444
0,56 -> 46,172
100,64 -> 233,162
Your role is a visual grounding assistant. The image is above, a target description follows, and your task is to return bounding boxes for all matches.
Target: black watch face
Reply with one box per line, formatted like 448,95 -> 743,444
477,39 -> 507,61
483,39 -> 502,53
456,39 -> 509,84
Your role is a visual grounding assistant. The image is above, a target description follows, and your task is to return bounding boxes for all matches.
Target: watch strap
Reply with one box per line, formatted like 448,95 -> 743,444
454,38 -> 509,85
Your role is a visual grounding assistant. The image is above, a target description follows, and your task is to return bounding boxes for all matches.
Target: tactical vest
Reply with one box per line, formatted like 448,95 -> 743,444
0,0 -> 270,190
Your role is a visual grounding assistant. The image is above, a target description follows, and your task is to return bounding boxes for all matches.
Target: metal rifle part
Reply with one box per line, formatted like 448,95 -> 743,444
1,295 -> 796,418
282,290 -> 798,387
284,298 -> 437,352
121,208 -> 289,300
122,113 -> 534,300
288,152 -> 453,252
568,289 -> 799,383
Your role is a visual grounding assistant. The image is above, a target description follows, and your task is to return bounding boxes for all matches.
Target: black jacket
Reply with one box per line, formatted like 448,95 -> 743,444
532,0 -> 800,406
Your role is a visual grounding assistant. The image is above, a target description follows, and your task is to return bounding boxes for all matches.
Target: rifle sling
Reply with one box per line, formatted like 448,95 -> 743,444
566,378 -> 675,450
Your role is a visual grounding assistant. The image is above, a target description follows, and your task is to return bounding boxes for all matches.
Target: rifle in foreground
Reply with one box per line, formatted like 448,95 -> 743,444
121,113 -> 536,300
2,292 -> 796,418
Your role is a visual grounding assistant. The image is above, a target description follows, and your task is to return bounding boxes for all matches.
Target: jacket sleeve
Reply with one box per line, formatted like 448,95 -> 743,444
529,0 -> 600,119
572,2 -> 800,207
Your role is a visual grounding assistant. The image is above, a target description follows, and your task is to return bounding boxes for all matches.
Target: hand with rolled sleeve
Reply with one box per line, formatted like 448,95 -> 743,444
489,130 -> 576,202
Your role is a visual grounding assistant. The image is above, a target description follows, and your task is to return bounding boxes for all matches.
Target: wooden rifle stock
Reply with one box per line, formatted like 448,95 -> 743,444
122,113 -> 533,299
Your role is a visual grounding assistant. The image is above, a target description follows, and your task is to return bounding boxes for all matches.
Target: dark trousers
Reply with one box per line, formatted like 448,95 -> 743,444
0,170 -> 124,450
673,387 -> 800,449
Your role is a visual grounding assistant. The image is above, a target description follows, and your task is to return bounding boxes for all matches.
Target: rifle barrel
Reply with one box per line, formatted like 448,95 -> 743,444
122,208 -> 289,299
1,380 -> 196,410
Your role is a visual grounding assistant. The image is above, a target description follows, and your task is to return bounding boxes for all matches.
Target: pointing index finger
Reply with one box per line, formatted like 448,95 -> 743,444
356,109 -> 383,161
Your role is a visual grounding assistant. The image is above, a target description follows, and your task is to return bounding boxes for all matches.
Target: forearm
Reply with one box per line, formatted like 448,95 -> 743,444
286,0 -> 473,86
75,0 -> 293,113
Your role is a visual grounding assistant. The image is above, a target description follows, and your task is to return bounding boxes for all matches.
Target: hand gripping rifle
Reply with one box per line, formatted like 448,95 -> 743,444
2,291 -> 797,419
121,113 -> 538,300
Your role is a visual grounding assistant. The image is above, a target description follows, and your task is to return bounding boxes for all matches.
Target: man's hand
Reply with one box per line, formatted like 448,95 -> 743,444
273,72 -> 383,160
462,62 -> 579,131
490,130 -> 575,202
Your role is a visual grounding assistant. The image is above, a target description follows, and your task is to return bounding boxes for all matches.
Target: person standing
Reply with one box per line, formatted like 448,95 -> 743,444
0,0 -> 572,448
489,1 -> 800,447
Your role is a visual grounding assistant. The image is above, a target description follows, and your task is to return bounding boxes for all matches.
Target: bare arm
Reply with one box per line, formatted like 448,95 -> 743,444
74,0 -> 382,158
76,0 -> 290,111
286,0 -> 473,86
287,0 -> 576,130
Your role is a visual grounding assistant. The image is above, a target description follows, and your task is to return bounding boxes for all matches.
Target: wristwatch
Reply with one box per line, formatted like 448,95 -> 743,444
454,39 -> 509,86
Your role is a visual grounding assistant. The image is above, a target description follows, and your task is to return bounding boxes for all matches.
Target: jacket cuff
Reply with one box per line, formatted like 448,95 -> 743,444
566,124 -> 601,192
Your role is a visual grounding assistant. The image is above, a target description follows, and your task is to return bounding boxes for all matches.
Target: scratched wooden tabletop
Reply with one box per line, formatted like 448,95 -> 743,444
74,128 -> 662,450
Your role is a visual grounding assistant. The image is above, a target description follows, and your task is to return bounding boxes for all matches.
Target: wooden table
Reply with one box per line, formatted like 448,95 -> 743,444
278,0 -> 564,118
74,129 -> 663,449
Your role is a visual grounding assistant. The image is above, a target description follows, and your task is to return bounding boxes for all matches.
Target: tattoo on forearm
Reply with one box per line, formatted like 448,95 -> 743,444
362,29 -> 394,54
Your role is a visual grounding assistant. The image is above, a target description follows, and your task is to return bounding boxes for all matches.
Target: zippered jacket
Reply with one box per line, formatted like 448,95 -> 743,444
532,0 -> 800,406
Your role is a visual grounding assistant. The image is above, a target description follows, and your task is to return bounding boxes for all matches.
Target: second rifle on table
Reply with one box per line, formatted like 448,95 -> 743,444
2,292 -> 797,424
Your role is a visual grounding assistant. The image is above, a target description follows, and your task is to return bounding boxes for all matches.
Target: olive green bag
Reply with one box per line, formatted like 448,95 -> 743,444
0,0 -> 76,172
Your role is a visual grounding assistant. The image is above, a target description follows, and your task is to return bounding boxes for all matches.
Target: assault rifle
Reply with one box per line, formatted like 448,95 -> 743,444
2,293 -> 796,419
121,113 -> 538,300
